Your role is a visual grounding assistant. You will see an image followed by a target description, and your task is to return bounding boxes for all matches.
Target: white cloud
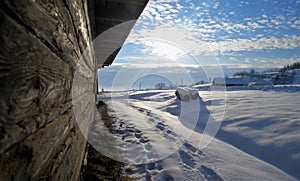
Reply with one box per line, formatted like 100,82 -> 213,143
114,55 -> 199,69
230,57 -> 237,62
257,19 -> 269,25
271,19 -> 281,26
213,2 -> 220,9
247,22 -> 264,29
253,57 -> 300,65
291,20 -> 300,30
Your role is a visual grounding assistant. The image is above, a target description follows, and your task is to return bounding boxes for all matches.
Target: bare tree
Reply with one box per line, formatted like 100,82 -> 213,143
155,82 -> 166,90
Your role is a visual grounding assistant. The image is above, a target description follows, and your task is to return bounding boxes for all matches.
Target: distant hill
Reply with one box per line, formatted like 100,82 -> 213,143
232,62 -> 300,85
279,62 -> 300,73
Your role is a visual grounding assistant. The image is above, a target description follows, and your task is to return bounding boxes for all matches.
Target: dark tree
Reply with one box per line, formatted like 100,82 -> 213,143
155,82 -> 166,90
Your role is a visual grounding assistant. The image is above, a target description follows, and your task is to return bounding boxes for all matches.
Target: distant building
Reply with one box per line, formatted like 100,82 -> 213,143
250,79 -> 273,86
261,72 -> 279,79
212,77 -> 251,86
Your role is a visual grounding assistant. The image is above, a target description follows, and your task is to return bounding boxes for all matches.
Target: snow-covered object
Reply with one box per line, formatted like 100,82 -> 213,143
213,77 -> 251,86
175,87 -> 199,101
251,79 -> 273,85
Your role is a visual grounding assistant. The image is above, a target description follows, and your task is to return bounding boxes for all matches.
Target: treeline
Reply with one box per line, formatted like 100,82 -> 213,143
234,62 -> 300,77
234,69 -> 258,77
279,62 -> 300,72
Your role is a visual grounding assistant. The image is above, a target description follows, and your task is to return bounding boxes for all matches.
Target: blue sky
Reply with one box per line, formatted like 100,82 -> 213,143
99,0 -> 300,90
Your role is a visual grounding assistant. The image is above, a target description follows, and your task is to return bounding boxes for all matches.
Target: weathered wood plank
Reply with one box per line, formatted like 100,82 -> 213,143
3,0 -> 81,69
0,110 -> 74,180
0,94 -> 94,180
0,10 -> 72,124
3,0 -> 94,72
0,101 -> 72,154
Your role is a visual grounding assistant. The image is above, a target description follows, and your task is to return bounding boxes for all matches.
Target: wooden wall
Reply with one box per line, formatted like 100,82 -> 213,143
0,0 -> 95,180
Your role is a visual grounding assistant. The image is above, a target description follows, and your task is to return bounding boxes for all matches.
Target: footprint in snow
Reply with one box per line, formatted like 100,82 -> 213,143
182,142 -> 198,153
135,133 -> 142,139
199,165 -> 224,181
156,122 -> 165,131
178,149 -> 196,168
145,143 -> 152,151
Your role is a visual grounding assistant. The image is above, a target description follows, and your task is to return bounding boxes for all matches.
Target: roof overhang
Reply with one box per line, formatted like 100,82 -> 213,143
88,0 -> 149,68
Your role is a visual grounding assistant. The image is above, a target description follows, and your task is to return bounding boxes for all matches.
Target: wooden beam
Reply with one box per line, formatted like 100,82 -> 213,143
108,0 -> 145,5
94,6 -> 135,22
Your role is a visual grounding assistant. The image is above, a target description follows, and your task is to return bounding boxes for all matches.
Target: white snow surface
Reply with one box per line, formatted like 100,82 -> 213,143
96,87 -> 299,180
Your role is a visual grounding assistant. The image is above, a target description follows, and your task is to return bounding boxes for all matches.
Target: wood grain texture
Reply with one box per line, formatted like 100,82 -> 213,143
0,101 -> 73,154
0,10 -> 72,124
0,0 -> 95,180
0,108 -> 91,180
3,0 -> 94,72
3,0 -> 80,68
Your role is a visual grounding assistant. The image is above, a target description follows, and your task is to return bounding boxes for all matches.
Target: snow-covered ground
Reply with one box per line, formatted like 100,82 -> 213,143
95,86 -> 300,180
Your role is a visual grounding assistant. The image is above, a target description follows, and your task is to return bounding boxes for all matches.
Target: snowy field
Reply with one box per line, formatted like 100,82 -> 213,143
95,86 -> 300,180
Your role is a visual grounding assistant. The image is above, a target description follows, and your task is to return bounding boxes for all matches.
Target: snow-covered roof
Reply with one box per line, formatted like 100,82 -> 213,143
177,87 -> 198,94
263,72 -> 279,75
255,79 -> 273,85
